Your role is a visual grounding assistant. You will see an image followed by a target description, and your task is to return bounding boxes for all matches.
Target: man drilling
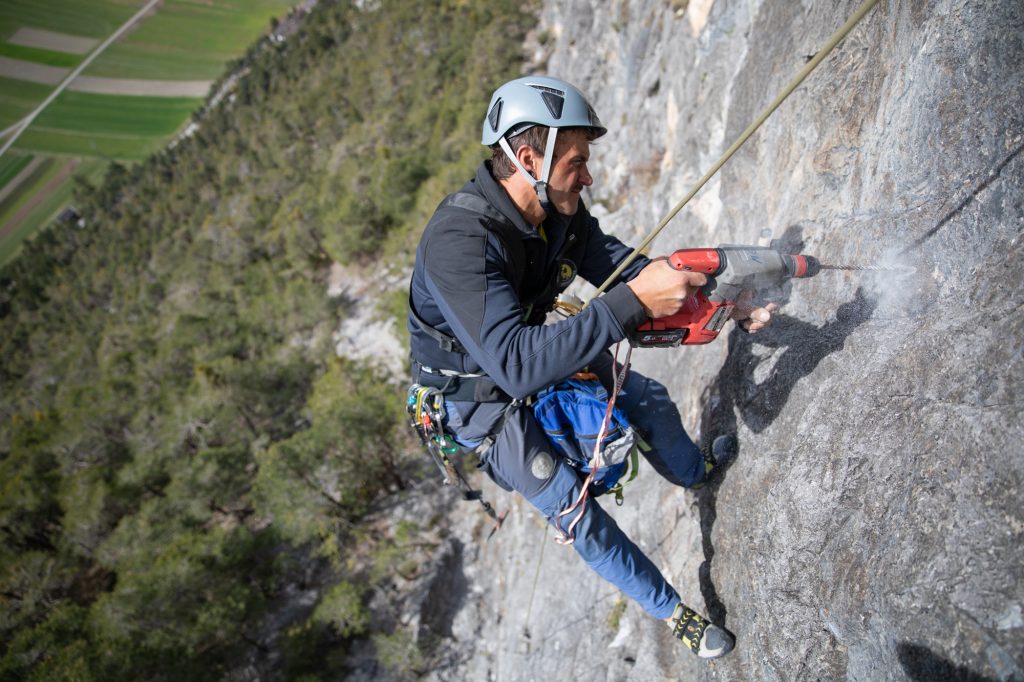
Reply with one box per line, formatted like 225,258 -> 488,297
407,75 -> 775,658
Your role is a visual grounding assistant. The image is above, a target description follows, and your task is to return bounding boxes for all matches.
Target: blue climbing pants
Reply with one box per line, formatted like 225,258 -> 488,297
443,352 -> 705,619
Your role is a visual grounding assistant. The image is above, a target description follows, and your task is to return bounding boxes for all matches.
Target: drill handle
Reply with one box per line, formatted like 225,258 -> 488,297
667,248 -> 726,276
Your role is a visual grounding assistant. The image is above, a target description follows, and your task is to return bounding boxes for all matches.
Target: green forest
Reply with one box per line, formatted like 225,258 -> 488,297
0,0 -> 531,678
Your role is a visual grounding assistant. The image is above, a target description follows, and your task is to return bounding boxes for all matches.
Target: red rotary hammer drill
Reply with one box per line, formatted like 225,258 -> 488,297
632,245 -> 821,347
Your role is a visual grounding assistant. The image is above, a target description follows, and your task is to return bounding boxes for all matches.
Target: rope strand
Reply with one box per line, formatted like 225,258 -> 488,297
553,344 -> 633,544
586,0 -> 882,303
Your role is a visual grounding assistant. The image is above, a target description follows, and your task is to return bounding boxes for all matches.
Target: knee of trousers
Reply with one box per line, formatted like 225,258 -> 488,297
526,470 -> 627,559
476,405 -> 568,500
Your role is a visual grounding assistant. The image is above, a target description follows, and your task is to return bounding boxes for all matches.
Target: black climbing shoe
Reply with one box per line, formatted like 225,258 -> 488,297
693,434 -> 738,488
669,603 -> 735,658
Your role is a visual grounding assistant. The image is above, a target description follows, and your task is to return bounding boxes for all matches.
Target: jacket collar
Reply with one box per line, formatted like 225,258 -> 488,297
467,161 -> 583,238
468,162 -> 540,236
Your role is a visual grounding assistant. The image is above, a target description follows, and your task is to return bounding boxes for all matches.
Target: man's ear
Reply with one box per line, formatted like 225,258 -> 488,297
515,144 -> 540,180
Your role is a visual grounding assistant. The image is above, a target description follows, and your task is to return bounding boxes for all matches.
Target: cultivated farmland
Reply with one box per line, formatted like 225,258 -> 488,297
0,76 -> 50,130
86,0 -> 295,80
0,0 -> 138,40
22,92 -> 204,158
0,0 -> 296,265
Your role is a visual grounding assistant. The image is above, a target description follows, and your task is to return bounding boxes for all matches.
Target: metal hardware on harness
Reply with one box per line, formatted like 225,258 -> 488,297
407,384 -> 508,540
552,293 -> 585,318
407,385 -> 459,485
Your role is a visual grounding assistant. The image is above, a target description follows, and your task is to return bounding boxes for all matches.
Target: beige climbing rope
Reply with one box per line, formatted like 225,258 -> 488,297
588,0 -> 882,302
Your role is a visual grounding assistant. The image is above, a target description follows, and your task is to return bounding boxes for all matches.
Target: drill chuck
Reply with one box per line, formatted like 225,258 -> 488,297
784,254 -> 821,278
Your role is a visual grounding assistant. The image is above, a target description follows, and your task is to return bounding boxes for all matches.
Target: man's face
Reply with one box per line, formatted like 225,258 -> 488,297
544,130 -> 593,215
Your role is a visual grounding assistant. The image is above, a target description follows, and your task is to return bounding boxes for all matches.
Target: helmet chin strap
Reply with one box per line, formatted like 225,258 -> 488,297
498,127 -> 560,217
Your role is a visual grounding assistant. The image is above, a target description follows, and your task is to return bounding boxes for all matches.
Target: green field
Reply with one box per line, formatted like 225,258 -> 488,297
0,153 -> 32,188
0,42 -> 82,67
0,77 -> 51,130
34,91 -> 202,137
0,0 -> 296,263
85,0 -> 296,80
85,42 -> 241,81
0,155 -> 57,221
14,127 -> 175,160
0,0 -> 138,40
12,91 -> 201,160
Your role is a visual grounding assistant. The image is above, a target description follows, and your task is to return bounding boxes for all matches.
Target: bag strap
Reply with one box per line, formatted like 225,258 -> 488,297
607,434 -> 647,506
408,290 -> 467,354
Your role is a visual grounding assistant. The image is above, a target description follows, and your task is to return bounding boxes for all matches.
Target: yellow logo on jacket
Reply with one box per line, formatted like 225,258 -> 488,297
557,260 -> 577,288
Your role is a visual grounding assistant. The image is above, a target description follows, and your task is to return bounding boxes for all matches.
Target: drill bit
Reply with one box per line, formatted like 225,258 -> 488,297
819,263 -> 916,274
820,264 -> 885,271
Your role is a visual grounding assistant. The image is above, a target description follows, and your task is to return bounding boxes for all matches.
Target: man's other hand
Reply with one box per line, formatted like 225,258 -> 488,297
627,258 -> 707,318
731,290 -> 778,333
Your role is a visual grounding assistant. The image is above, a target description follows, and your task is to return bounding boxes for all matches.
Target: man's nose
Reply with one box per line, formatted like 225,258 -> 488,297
580,165 -> 593,186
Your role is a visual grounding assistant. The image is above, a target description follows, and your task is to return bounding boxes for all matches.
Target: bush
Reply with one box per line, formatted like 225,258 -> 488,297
311,581 -> 369,637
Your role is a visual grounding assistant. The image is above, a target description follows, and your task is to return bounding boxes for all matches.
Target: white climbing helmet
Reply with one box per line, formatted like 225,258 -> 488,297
481,76 -> 606,208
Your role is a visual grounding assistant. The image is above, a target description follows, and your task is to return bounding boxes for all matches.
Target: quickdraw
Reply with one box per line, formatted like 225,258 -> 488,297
407,385 -> 507,539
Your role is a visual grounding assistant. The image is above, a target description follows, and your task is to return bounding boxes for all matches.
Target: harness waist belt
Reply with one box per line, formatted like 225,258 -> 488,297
414,364 -> 513,403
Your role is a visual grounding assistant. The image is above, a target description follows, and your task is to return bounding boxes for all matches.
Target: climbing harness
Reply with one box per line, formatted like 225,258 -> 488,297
411,346 -> 639,546
407,383 -> 508,539
587,0 -> 883,303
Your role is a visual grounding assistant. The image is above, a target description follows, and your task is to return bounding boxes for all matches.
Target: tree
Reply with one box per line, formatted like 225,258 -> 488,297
255,359 -> 411,561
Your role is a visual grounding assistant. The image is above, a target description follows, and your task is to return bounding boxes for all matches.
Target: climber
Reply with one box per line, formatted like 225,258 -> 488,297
407,75 -> 775,658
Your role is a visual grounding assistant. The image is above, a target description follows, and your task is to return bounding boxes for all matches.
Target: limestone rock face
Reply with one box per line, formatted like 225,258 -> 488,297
422,1 -> 1023,680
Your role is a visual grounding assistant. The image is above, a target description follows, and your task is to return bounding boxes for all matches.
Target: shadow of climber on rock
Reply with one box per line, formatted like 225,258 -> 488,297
897,642 -> 998,682
700,223 -> 879,438
692,224 -> 878,629
703,286 -> 877,437
693,484 -> 728,626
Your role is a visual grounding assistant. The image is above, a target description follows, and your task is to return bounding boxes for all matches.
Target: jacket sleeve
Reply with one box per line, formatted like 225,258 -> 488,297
423,227 -> 646,400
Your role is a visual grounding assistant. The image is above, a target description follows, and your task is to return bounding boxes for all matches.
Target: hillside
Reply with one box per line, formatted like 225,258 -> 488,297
0,1 -> 531,678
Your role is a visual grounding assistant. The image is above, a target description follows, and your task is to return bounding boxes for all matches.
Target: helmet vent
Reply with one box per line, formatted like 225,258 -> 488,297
487,99 -> 503,133
529,84 -> 566,120
529,84 -> 565,96
540,91 -> 564,119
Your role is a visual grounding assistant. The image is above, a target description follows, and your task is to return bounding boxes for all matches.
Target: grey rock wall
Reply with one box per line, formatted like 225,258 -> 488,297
421,1 -> 1023,680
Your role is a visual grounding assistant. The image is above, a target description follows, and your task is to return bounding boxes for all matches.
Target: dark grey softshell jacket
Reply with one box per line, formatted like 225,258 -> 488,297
408,162 -> 650,399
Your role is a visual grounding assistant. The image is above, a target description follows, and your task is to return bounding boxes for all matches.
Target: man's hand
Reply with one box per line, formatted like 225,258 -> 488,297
731,290 -> 778,333
627,258 -> 707,318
